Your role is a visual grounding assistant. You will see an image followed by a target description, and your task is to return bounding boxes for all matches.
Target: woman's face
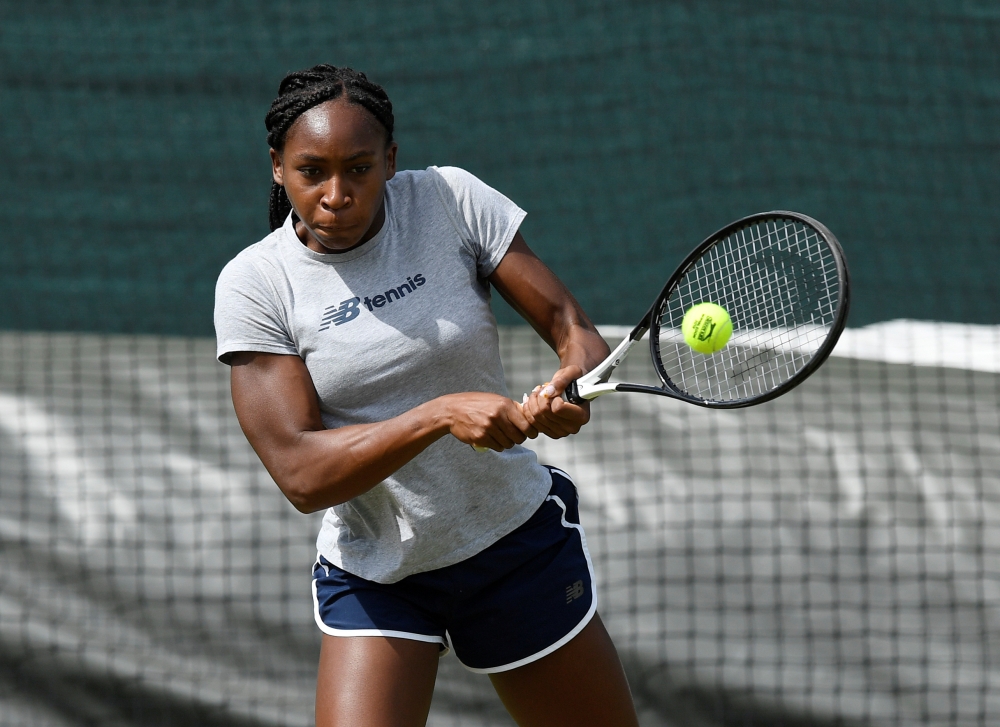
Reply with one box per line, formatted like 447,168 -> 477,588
271,97 -> 397,253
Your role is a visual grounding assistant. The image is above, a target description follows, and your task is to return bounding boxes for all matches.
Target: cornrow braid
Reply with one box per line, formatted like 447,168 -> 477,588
264,65 -> 395,231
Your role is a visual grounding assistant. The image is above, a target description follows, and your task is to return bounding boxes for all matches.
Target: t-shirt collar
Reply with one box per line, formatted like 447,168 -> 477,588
280,195 -> 392,263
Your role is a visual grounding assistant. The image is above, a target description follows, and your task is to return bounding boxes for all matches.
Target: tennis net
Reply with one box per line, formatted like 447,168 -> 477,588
1,323 -> 998,726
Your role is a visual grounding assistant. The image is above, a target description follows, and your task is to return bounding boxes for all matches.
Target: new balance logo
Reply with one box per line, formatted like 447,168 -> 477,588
319,298 -> 361,331
565,580 -> 585,604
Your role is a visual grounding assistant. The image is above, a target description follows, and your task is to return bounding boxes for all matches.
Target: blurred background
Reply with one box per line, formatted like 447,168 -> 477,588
1,1 -> 998,725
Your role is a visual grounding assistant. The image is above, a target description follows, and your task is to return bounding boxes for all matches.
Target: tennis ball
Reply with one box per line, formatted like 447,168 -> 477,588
682,302 -> 733,354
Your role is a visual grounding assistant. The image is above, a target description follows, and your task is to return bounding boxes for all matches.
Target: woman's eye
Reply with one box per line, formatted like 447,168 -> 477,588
351,165 -> 371,174
299,167 -> 320,177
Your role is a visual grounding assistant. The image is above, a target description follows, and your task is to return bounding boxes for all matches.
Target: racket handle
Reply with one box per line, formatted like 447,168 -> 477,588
564,380 -> 585,405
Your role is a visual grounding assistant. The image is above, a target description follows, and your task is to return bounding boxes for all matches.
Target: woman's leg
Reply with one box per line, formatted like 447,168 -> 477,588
315,634 -> 440,727
488,614 -> 639,727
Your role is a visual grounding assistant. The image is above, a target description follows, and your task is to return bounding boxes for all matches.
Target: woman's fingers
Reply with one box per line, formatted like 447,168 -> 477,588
451,393 -> 537,451
521,366 -> 591,439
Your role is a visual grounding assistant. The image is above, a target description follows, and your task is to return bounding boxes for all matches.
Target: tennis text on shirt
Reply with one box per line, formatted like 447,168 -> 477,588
319,274 -> 427,330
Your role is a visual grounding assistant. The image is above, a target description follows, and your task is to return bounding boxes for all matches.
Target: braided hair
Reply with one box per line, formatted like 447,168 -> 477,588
264,65 -> 395,231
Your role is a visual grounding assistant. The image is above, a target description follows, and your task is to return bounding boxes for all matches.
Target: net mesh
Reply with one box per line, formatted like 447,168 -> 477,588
654,216 -> 846,404
2,326 -> 999,727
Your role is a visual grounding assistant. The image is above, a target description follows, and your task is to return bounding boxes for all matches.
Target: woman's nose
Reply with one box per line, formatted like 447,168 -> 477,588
321,177 -> 350,210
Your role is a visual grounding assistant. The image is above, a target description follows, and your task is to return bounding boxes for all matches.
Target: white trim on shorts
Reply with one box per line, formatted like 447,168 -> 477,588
454,467 -> 599,674
311,562 -> 450,653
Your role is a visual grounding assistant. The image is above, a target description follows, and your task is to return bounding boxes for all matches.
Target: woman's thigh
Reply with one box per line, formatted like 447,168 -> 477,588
488,614 -> 639,727
315,634 -> 440,727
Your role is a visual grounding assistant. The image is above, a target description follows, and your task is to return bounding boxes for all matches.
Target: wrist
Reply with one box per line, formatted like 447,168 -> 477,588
417,395 -> 458,437
558,335 -> 610,376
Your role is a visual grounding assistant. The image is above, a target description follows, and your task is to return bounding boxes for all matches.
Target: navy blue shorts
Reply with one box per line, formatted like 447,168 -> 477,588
311,467 -> 596,673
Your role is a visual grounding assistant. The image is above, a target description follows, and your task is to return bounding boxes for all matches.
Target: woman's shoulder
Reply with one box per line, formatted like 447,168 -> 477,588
216,228 -> 286,289
389,167 -> 507,227
388,166 -> 485,200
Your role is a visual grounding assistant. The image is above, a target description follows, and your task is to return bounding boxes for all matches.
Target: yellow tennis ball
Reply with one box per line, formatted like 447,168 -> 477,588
682,302 -> 733,354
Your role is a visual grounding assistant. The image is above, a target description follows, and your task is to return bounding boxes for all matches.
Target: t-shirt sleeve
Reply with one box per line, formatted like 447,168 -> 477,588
214,253 -> 298,365
430,166 -> 527,278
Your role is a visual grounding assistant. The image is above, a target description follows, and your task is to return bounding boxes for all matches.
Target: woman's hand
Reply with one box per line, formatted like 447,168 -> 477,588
441,392 -> 538,452
519,365 -> 592,440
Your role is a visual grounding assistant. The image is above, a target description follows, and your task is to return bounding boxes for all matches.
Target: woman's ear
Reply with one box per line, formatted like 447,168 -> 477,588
270,148 -> 284,185
384,142 -> 398,181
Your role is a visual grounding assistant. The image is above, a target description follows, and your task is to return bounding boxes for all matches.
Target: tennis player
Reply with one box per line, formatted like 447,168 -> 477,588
215,65 -> 639,727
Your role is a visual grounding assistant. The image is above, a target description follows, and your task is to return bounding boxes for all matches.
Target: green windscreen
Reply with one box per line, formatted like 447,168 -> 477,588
1,1 -> 998,335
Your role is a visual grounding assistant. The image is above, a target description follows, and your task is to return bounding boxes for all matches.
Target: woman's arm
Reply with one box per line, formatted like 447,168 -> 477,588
488,231 -> 611,438
229,352 -> 536,513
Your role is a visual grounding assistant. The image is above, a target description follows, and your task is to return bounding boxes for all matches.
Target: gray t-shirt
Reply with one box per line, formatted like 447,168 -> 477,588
215,166 -> 551,583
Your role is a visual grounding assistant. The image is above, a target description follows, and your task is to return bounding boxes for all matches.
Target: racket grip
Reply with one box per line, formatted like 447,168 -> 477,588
564,380 -> 585,405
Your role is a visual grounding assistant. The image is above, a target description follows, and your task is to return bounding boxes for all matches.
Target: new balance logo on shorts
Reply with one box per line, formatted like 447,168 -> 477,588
565,580 -> 585,604
318,273 -> 427,331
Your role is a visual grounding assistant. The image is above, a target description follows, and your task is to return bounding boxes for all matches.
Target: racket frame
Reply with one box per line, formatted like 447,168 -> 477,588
566,210 -> 851,409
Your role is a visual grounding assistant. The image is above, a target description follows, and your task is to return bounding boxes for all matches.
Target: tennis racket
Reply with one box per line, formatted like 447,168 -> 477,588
564,210 -> 850,409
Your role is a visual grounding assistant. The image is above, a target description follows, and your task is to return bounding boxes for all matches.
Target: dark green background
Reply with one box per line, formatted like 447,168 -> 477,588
2,0 -> 998,335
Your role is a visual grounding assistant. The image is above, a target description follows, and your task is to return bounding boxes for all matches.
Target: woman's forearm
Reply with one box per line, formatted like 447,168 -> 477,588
230,352 -> 536,513
266,399 -> 452,513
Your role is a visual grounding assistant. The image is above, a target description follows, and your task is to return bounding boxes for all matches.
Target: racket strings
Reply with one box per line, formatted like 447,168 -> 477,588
654,217 -> 843,403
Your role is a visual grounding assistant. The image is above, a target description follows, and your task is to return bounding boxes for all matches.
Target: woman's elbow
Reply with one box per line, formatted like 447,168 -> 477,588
277,472 -> 350,513
285,489 -> 322,514
280,479 -> 330,513
266,437 -> 371,512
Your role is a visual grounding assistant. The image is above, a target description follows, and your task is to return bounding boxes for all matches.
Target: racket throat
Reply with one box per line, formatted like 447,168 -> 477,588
587,330 -> 643,383
567,380 -> 621,402
566,329 -> 645,403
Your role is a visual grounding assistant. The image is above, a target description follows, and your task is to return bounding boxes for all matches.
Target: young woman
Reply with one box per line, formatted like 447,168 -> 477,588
215,65 -> 639,727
